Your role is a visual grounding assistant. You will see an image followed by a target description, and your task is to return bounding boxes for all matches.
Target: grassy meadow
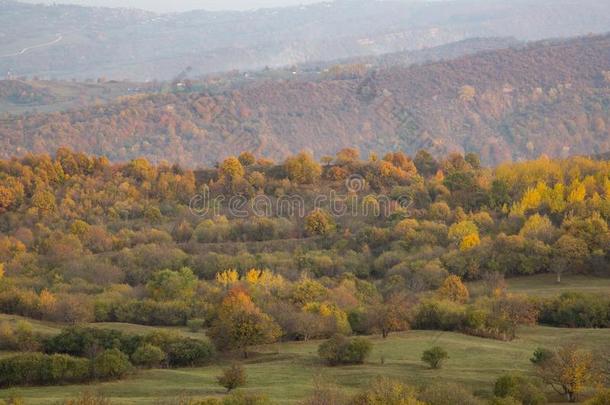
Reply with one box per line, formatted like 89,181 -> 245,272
1,326 -> 608,404
1,275 -> 609,404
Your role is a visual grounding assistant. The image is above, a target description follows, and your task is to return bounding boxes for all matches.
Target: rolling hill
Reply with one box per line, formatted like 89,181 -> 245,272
1,33 -> 610,166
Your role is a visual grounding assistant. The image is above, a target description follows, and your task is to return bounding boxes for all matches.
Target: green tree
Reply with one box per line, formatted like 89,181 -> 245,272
146,267 -> 197,301
421,346 -> 449,369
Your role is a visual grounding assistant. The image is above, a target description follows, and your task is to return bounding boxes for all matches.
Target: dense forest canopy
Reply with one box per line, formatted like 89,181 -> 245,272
0,148 -> 608,324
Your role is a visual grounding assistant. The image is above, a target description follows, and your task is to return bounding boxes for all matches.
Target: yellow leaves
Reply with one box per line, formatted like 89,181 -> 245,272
39,289 -> 57,315
219,156 -> 245,181
448,220 -> 479,247
31,188 -> 56,213
460,233 -> 480,251
567,180 -> 586,203
303,301 -> 351,335
459,85 -> 476,102
437,275 -> 470,303
216,269 -> 239,288
305,209 -> 336,236
0,263 -> 4,279
245,269 -> 262,284
284,151 -> 322,184
217,268 -> 284,291
516,186 -> 542,214
379,161 -> 395,178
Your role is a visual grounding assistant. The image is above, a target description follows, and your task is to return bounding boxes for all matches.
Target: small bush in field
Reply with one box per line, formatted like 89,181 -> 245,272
217,364 -> 247,392
421,346 -> 449,369
318,334 -> 372,366
131,344 -> 166,368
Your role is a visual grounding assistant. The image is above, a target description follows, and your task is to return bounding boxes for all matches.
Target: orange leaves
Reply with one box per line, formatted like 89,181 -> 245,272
437,275 -> 470,304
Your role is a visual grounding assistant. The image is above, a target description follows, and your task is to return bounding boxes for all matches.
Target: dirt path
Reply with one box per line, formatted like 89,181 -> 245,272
0,33 -> 63,58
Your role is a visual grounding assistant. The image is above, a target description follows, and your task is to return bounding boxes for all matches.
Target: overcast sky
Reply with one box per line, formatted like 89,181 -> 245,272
20,0 -> 326,12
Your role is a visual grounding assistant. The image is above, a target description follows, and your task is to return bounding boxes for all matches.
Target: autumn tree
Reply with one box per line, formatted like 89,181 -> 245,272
219,156 -> 245,182
284,151 -> 322,184
208,288 -> 281,358
305,209 -> 336,236
534,345 -> 599,402
238,152 -> 256,167
217,364 -> 247,392
437,275 -> 469,303
370,294 -> 411,338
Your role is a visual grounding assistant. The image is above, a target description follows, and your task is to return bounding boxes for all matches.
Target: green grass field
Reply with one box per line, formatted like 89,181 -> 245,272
468,274 -> 610,297
1,276 -> 609,404
1,326 -> 608,404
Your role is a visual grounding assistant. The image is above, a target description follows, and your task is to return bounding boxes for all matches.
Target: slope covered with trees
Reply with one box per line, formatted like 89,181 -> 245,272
2,34 -> 610,166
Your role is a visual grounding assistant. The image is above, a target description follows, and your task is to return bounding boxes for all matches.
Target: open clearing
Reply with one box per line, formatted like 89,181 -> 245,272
468,274 -> 610,297
1,326 -> 608,404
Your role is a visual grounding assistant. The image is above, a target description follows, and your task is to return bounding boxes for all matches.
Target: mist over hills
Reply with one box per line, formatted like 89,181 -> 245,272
1,0 -> 610,80
1,33 -> 609,166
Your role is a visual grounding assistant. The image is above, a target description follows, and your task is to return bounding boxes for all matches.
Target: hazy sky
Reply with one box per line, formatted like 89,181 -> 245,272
20,0 -> 325,12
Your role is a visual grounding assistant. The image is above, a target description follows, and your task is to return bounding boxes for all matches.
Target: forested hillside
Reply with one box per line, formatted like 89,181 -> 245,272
2,34 -> 610,165
0,147 -> 609,402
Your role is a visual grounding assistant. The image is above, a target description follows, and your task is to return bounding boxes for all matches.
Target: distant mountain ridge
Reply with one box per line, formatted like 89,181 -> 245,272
1,33 -> 609,166
1,0 -> 610,80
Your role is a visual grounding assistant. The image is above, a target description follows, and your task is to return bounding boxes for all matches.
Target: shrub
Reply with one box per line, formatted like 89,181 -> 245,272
419,382 -> 482,405
494,374 -> 546,405
0,353 -> 90,387
318,334 -> 372,366
165,338 -> 214,367
585,389 -> 610,405
352,377 -> 421,405
222,392 -> 271,405
530,348 -> 554,365
217,364 -> 246,392
131,344 -> 166,368
421,346 -> 449,369
92,349 -> 132,380
538,293 -> 610,328
187,318 -> 205,332
43,326 -> 142,358
98,299 -> 191,326
413,299 -> 465,331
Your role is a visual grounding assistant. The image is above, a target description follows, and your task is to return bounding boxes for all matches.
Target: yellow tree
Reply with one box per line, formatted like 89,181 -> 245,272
437,275 -> 470,303
460,233 -> 480,251
219,157 -> 245,181
208,288 -> 281,358
216,269 -> 240,289
305,209 -> 336,236
284,151 -> 322,184
535,345 -> 598,402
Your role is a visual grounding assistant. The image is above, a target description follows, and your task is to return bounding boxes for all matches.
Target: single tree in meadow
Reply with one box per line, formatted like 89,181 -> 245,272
534,345 -> 599,402
217,364 -> 246,392
421,346 -> 449,369
208,288 -> 281,358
